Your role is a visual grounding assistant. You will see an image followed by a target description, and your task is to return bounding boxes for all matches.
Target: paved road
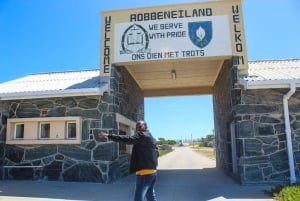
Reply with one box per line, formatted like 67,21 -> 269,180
158,146 -> 216,169
156,146 -> 273,201
0,146 -> 274,201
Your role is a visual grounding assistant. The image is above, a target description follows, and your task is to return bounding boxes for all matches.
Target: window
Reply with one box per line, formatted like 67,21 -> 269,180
115,113 -> 136,154
15,123 -> 24,139
40,122 -> 50,139
67,121 -> 76,139
7,116 -> 81,145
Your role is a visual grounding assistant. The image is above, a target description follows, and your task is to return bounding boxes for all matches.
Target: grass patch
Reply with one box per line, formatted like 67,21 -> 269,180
193,147 -> 216,159
158,149 -> 173,157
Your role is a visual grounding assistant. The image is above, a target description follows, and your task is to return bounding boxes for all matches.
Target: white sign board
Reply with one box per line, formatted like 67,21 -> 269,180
114,16 -> 232,63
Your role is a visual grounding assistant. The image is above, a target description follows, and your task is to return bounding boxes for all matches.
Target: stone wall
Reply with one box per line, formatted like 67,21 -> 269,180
213,59 -> 300,184
0,95 -> 129,183
109,65 -> 144,123
234,88 -> 300,184
0,67 -> 144,183
0,101 -> 9,177
213,59 -> 235,174
4,62 -> 298,184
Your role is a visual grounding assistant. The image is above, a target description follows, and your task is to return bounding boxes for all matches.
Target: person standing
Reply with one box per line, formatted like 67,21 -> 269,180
99,120 -> 158,201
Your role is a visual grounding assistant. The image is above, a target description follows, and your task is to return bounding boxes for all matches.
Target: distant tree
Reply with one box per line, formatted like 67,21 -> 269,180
166,140 -> 177,145
158,138 -> 177,145
198,131 -> 215,147
158,137 -> 165,142
206,134 -> 214,141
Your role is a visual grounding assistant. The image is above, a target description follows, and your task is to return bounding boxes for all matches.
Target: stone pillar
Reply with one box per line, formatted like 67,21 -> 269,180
0,102 -> 9,179
213,59 -> 236,175
109,65 -> 144,123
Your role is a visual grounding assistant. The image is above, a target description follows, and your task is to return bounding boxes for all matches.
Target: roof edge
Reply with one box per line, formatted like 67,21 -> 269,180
248,58 -> 300,63
239,78 -> 300,90
0,87 -> 108,100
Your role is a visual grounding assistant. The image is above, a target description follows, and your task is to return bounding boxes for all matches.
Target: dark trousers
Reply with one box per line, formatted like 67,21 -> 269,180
134,172 -> 157,201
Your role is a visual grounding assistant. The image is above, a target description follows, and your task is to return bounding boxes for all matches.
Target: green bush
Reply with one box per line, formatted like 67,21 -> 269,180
206,141 -> 213,147
198,142 -> 205,147
272,184 -> 300,201
157,138 -> 177,145
198,141 -> 213,147
265,184 -> 300,201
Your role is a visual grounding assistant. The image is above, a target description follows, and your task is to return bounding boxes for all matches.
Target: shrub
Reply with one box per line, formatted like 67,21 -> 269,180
198,142 -> 205,147
198,141 -> 213,147
273,184 -> 300,201
206,141 -> 213,147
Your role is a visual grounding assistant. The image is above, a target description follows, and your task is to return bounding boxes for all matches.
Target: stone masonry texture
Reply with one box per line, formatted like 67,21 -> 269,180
1,63 -> 299,184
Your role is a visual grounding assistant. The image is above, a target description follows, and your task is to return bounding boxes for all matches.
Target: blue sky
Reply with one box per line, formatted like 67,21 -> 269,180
0,0 -> 299,140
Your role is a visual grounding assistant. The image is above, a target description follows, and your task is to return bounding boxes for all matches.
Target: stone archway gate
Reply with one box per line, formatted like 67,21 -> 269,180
100,0 -> 252,183
0,0 -> 298,185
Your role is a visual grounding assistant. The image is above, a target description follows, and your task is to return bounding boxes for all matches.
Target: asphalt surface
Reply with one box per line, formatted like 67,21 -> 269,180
0,146 -> 274,201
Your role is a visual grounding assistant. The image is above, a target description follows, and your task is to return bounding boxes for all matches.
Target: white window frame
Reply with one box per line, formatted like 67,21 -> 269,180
15,123 -> 25,139
6,116 -> 82,145
116,113 -> 136,154
39,122 -> 50,139
66,121 -> 77,139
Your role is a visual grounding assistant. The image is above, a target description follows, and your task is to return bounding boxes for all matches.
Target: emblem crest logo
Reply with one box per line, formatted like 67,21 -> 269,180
188,21 -> 212,49
120,24 -> 150,54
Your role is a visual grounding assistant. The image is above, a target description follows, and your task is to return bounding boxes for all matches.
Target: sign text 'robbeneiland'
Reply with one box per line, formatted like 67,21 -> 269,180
100,1 -> 248,75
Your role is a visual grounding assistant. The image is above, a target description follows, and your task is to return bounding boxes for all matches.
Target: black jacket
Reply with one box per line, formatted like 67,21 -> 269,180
108,130 -> 158,173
